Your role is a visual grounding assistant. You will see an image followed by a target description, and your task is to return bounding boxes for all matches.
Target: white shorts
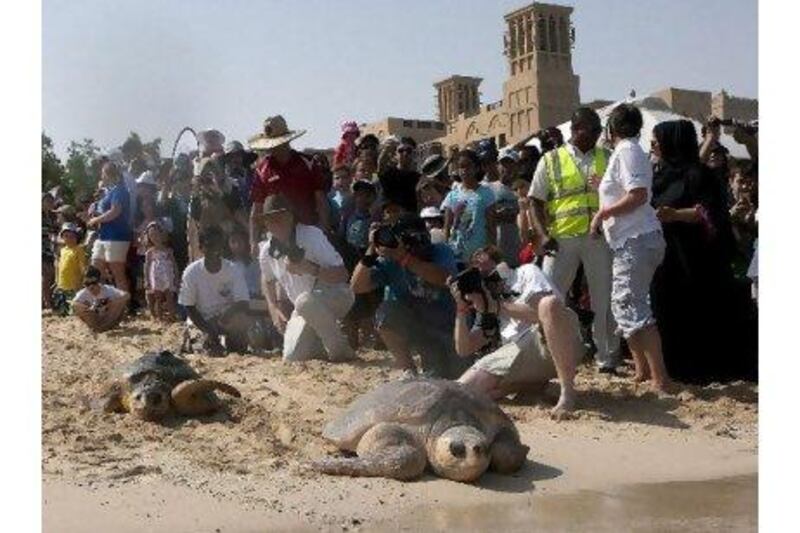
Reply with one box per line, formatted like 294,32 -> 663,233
92,240 -> 131,263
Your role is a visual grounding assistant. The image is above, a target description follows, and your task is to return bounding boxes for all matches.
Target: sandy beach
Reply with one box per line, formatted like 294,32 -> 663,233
42,314 -> 758,531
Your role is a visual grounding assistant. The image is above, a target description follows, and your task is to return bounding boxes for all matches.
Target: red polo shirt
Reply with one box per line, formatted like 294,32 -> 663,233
250,150 -> 325,225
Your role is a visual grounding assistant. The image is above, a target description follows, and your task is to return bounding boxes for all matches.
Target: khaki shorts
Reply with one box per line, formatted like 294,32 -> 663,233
472,325 -> 557,386
92,240 -> 131,263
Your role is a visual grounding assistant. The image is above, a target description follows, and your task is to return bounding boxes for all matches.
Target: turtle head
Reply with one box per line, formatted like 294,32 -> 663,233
429,425 -> 490,482
127,376 -> 172,421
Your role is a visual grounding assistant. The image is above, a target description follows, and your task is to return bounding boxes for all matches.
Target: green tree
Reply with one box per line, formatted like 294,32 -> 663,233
41,132 -> 64,193
62,138 -> 101,202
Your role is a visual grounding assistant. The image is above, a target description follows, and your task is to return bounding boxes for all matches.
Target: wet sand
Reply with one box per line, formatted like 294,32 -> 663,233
42,315 -> 758,531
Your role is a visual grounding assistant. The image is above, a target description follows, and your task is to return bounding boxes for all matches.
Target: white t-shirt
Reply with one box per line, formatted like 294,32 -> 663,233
73,284 -> 127,307
499,263 -> 561,343
259,224 -> 345,305
178,258 -> 250,320
598,138 -> 661,249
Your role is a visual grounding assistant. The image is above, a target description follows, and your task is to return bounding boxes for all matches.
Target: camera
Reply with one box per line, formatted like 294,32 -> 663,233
373,218 -> 432,255
455,267 -> 515,300
268,238 -> 305,263
373,224 -> 399,249
454,267 -> 484,295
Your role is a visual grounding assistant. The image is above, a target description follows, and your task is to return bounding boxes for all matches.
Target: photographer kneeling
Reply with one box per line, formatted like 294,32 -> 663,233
259,194 -> 355,363
351,213 -> 468,378
453,247 -> 584,420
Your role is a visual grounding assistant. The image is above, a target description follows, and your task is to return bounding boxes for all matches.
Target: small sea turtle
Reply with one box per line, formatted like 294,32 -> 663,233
312,379 -> 529,482
95,350 -> 241,421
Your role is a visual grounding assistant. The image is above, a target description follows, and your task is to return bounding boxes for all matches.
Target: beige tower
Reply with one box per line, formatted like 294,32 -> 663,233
434,75 -> 483,124
502,2 -> 580,142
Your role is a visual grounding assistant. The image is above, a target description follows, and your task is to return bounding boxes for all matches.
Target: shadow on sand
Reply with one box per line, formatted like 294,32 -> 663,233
476,460 -> 563,493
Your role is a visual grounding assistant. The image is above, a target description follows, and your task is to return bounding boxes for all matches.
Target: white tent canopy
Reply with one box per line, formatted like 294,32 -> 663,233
527,96 -> 750,160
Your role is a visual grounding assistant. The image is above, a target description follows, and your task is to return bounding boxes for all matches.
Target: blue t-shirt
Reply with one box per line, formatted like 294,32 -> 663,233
344,210 -> 372,251
370,243 -> 457,309
441,184 -> 496,260
98,182 -> 132,241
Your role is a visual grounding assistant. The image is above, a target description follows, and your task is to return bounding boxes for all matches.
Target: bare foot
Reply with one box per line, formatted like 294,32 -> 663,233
550,394 -> 576,421
651,379 -> 678,397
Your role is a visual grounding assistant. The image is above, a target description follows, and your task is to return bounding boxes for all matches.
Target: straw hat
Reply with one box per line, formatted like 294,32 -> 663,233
248,116 -> 306,151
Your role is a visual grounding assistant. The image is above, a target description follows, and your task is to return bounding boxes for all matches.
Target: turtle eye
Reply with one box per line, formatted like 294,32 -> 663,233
449,442 -> 466,458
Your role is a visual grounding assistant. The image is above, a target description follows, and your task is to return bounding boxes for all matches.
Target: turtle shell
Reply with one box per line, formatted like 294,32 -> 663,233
121,351 -> 198,388
322,379 -> 516,451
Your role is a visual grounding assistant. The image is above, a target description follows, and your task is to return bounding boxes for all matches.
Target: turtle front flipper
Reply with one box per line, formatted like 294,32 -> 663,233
171,379 -> 241,416
312,423 -> 427,481
92,381 -> 127,413
489,427 -> 529,474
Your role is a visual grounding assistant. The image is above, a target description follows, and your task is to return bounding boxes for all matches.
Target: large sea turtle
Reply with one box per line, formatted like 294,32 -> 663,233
312,379 -> 529,482
94,350 -> 241,421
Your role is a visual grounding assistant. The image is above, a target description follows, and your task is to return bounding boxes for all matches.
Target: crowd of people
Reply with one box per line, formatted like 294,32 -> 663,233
42,104 -> 759,417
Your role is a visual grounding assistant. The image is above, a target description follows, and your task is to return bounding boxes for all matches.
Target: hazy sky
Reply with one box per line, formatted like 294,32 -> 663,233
43,0 -> 757,158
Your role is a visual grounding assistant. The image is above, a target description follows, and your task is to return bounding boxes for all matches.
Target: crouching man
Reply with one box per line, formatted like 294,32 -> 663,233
453,247 -> 584,419
351,213 -> 470,379
259,194 -> 355,362
178,225 -> 252,356
72,266 -> 130,333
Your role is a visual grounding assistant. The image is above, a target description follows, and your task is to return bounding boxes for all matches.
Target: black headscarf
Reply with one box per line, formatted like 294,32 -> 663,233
653,120 -> 699,168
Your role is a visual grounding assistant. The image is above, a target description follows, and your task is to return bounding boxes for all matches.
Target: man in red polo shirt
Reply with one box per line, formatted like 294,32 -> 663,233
248,115 -> 331,256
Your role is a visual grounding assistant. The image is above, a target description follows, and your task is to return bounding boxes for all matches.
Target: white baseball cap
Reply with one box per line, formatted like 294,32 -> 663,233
136,170 -> 158,186
498,147 -> 519,163
420,206 -> 443,219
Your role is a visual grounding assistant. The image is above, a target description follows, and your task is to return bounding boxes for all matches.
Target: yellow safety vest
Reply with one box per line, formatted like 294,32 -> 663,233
544,145 -> 608,238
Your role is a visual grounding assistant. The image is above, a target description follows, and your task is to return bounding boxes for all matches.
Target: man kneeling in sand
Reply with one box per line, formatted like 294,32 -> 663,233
72,266 -> 130,333
451,247 -> 583,419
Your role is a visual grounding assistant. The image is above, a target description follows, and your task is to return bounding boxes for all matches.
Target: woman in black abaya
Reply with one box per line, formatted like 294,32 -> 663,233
649,120 -> 757,384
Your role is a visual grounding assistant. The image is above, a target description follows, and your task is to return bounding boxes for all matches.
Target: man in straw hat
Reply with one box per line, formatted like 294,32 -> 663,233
258,194 -> 355,363
248,116 -> 332,257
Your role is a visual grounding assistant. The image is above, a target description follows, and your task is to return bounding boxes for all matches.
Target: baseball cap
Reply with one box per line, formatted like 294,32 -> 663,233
420,206 -> 443,220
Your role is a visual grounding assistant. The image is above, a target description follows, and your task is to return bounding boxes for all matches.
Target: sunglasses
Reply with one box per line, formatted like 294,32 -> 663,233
397,147 -> 413,154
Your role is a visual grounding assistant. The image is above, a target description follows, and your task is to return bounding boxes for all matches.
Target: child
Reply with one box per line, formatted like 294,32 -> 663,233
143,221 -> 179,322
340,179 -> 381,349
328,164 -> 353,230
334,121 -> 360,168
341,180 -> 378,258
72,266 -> 130,333
228,228 -> 261,299
419,206 -> 446,244
42,193 -> 58,309
53,223 -> 88,316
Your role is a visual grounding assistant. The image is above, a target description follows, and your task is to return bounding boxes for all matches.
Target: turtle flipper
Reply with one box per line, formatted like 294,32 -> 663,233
489,427 -> 529,473
313,423 -> 427,481
92,381 -> 126,413
311,447 -> 426,481
171,379 -> 241,416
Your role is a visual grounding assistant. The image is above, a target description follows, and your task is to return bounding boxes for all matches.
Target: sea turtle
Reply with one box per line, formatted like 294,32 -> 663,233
312,379 -> 529,482
94,350 -> 241,421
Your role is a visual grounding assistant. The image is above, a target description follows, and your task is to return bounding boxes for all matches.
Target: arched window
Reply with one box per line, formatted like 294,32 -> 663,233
537,16 -> 546,51
548,16 -> 558,53
559,17 -> 569,53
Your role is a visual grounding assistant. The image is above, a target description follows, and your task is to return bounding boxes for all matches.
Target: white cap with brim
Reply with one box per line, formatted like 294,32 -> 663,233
136,170 -> 158,186
420,206 -> 444,219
